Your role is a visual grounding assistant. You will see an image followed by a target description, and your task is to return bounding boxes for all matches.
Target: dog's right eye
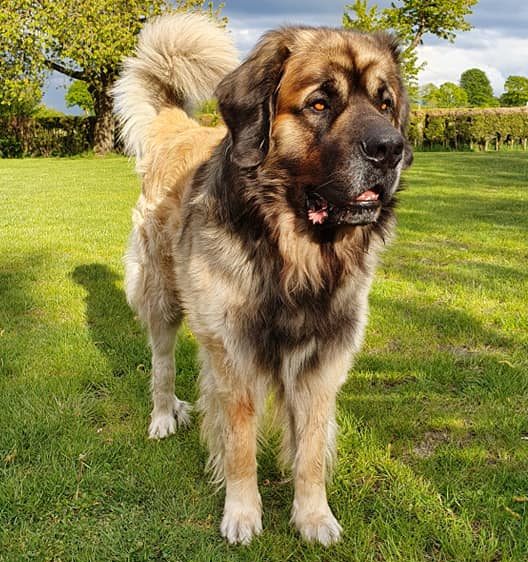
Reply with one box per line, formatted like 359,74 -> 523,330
311,100 -> 329,112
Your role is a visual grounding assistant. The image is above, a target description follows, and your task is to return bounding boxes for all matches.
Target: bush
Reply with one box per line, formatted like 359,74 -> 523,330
195,98 -> 223,127
0,116 -> 94,157
409,108 -> 528,151
3,108 -> 527,157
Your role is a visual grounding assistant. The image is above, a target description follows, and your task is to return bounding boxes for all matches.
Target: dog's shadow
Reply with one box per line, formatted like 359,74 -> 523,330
71,262 -> 199,399
71,263 -> 149,377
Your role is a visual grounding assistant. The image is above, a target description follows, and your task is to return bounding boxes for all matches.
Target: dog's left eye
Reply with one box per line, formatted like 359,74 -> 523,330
380,99 -> 392,113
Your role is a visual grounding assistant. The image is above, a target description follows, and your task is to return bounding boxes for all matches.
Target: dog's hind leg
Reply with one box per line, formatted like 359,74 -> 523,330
147,315 -> 191,439
125,225 -> 191,439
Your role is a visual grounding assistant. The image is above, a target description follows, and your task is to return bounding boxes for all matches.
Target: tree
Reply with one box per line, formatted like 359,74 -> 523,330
0,77 -> 42,117
460,68 -> 497,107
0,6 -> 43,116
420,83 -> 439,107
500,76 -> 528,107
0,1 -> 226,154
434,82 -> 468,108
420,82 -> 468,108
34,105 -> 66,118
66,81 -> 95,115
343,0 -> 478,100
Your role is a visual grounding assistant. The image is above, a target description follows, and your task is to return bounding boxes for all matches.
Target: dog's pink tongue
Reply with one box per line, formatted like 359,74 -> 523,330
308,208 -> 328,224
355,190 -> 379,202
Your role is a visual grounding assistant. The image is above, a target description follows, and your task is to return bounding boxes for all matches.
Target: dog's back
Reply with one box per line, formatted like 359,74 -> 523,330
112,14 -> 237,331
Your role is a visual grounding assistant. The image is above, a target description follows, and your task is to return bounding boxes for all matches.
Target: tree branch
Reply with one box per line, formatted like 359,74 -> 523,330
45,59 -> 86,81
409,14 -> 427,51
409,33 -> 423,51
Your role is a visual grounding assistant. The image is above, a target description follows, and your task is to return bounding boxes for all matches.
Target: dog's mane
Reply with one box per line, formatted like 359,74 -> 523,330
195,137 -> 397,300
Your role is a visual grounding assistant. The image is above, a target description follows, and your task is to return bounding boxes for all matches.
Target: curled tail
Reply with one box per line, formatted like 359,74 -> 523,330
113,12 -> 238,160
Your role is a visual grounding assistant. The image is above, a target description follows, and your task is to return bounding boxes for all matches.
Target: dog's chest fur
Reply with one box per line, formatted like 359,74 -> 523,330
177,204 -> 374,379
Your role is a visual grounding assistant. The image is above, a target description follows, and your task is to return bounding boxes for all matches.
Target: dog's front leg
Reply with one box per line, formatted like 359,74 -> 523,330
286,355 -> 349,546
199,352 -> 262,545
220,393 -> 262,545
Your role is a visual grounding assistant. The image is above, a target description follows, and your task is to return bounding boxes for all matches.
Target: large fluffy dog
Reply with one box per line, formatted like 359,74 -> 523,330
113,13 -> 412,546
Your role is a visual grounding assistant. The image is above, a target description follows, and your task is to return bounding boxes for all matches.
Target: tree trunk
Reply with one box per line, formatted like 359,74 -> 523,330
91,83 -> 115,155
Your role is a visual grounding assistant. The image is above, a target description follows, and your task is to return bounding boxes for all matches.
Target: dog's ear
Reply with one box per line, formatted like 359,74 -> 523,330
215,31 -> 291,168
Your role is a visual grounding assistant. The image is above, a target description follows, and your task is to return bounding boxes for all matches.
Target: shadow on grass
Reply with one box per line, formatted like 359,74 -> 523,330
355,293 -> 526,394
0,254 -> 47,377
71,263 -> 199,400
71,263 -> 148,378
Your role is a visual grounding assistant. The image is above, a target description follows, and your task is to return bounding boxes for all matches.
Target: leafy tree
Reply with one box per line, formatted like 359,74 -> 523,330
434,82 -> 468,108
343,0 -> 478,100
0,5 -> 42,116
66,81 -> 95,116
0,1 -> 226,154
420,83 -> 439,107
460,68 -> 497,107
0,77 -> 42,117
500,76 -> 528,107
420,82 -> 468,108
33,105 -> 66,118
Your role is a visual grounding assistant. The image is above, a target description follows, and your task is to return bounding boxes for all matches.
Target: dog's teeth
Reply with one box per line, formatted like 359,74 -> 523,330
355,189 -> 379,202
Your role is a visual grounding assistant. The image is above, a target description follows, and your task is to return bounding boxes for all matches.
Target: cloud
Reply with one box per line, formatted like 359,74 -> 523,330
468,1 -> 528,38
223,0 -> 528,41
224,0 -> 348,17
417,31 -> 528,94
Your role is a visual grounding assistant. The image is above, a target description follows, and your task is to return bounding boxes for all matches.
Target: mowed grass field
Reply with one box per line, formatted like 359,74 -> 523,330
0,152 -> 527,561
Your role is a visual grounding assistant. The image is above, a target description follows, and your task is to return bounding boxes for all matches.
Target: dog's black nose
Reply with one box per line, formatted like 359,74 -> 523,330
360,133 -> 404,170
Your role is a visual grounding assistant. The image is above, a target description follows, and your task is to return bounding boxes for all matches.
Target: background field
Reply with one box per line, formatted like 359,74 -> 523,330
0,152 -> 527,561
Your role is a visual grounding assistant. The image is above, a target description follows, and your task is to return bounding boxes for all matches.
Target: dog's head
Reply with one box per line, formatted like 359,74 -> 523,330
215,27 -> 412,228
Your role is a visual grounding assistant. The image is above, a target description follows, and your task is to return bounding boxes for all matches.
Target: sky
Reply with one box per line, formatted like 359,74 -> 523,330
43,0 -> 528,114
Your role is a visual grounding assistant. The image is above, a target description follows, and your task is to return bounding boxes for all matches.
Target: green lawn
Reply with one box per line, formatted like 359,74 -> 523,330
0,152 -> 527,561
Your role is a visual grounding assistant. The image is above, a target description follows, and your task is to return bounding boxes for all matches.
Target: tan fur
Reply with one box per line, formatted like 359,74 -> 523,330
142,108 -> 227,202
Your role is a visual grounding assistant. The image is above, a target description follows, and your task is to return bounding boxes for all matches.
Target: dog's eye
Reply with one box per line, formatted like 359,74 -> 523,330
380,100 -> 392,113
311,100 -> 329,112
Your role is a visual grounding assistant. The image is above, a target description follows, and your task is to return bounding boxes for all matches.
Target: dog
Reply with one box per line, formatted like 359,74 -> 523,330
113,12 -> 412,546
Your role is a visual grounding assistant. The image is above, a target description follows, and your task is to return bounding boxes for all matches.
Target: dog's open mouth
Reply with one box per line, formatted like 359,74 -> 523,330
306,187 -> 382,227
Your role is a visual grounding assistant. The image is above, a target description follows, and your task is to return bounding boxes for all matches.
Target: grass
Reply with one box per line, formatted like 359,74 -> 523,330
0,152 -> 527,561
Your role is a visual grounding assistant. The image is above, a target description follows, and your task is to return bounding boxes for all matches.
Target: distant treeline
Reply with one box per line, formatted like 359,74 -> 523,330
409,107 -> 528,151
0,116 -> 95,157
1,108 -> 528,157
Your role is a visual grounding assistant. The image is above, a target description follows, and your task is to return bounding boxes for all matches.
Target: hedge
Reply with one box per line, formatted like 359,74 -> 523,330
1,108 -> 527,157
0,116 -> 94,157
409,107 -> 528,151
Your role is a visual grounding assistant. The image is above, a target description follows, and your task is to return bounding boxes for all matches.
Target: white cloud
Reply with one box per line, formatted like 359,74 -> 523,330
417,30 -> 528,94
229,22 -> 528,97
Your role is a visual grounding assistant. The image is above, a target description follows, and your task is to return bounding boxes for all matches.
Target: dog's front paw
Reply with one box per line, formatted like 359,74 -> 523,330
148,396 -> 191,439
220,504 -> 262,545
293,508 -> 342,546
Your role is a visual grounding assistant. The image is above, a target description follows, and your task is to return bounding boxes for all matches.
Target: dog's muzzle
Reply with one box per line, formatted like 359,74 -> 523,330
305,118 -> 405,228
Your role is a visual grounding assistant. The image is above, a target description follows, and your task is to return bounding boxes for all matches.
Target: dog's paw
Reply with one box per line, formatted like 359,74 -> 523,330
171,397 -> 192,427
293,508 -> 342,546
148,397 -> 191,439
220,504 -> 262,545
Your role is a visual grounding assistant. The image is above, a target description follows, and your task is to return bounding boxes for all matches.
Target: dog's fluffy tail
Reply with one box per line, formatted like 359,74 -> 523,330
113,12 -> 238,159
